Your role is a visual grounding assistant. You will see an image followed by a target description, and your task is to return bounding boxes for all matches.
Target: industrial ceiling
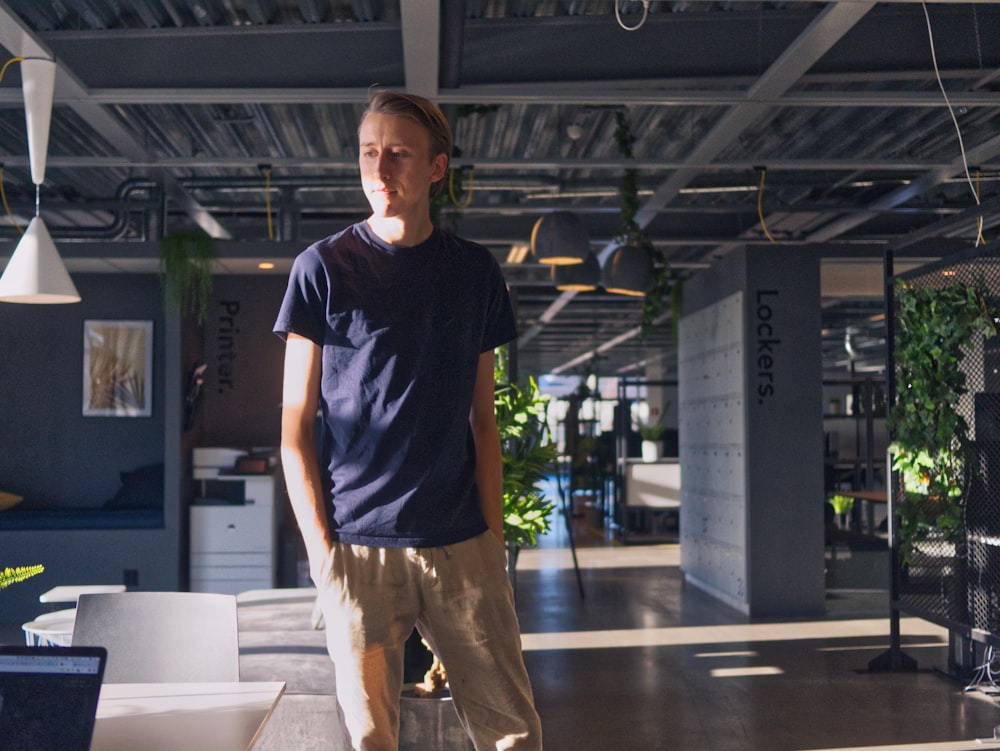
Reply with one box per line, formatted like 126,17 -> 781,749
0,0 -> 998,380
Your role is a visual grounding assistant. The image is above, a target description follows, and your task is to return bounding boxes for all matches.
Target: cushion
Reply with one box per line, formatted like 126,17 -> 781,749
0,491 -> 24,511
103,463 -> 164,510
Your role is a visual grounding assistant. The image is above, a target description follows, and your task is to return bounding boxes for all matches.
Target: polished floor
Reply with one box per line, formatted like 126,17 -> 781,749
5,513 -> 1000,751
516,511 -> 1000,751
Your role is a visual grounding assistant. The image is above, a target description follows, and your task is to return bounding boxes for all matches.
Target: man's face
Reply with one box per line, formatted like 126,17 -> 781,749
358,112 -> 447,222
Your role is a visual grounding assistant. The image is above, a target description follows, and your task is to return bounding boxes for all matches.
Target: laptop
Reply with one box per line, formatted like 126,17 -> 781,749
0,645 -> 107,751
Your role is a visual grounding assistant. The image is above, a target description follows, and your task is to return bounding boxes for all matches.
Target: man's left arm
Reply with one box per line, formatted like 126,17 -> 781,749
470,349 -> 505,546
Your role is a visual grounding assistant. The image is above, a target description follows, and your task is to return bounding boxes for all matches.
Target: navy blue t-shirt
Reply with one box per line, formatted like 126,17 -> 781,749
273,222 -> 517,547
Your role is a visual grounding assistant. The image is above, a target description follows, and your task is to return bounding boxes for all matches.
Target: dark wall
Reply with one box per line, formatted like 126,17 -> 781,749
200,276 -> 287,449
0,274 -> 166,509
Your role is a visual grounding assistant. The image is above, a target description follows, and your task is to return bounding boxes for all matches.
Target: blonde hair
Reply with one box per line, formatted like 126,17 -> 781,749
360,90 -> 453,198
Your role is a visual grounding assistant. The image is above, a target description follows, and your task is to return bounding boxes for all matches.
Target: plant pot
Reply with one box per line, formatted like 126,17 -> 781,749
399,686 -> 474,750
641,440 -> 661,462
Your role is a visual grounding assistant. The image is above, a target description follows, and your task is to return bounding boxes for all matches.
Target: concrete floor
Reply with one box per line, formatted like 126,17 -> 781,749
518,516 -> 1000,751
5,512 -> 1000,750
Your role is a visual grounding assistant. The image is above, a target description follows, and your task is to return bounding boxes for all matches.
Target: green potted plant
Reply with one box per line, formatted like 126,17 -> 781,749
637,419 -> 665,462
828,493 -> 855,529
637,402 -> 671,462
889,279 -> 996,566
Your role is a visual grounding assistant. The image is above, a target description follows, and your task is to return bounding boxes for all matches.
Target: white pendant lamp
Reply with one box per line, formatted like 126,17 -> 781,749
22,58 -> 55,187
530,211 -> 590,265
552,252 -> 600,291
601,245 -> 653,297
0,215 -> 79,303
0,57 -> 80,304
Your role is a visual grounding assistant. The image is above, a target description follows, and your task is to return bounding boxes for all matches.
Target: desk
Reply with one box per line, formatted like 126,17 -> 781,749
620,460 -> 681,542
40,584 -> 125,605
93,681 -> 285,751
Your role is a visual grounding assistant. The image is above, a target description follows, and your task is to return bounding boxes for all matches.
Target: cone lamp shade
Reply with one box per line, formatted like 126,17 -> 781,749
601,245 -> 654,297
0,57 -> 80,304
21,58 -> 56,186
530,211 -> 590,265
552,252 -> 600,291
0,216 -> 80,303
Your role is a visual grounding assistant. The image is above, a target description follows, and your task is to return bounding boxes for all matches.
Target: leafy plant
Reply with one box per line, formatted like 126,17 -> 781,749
637,420 -> 666,442
889,279 -> 996,564
828,494 -> 855,517
159,231 -> 215,323
0,564 -> 44,591
494,374 -> 557,548
637,401 -> 671,441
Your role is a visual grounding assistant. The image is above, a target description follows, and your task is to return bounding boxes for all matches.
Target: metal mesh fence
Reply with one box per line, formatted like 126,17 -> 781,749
892,251 -> 1000,639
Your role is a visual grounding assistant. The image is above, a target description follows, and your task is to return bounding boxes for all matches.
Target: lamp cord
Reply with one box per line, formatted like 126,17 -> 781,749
0,167 -> 23,234
615,0 -> 650,32
0,57 -> 25,234
757,168 -> 777,244
264,167 -> 274,240
449,167 -> 474,208
922,1 -> 983,247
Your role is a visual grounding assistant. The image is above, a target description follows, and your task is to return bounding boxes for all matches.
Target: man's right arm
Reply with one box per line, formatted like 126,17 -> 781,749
280,332 -> 333,585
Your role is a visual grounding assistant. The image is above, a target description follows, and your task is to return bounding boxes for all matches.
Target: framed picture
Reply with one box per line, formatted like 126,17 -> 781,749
83,320 -> 153,417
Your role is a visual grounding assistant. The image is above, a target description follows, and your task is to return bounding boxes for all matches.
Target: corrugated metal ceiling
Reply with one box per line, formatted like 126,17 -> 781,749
0,0 -> 998,377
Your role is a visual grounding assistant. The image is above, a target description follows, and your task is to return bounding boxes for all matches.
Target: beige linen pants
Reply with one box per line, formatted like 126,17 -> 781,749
315,530 -> 543,751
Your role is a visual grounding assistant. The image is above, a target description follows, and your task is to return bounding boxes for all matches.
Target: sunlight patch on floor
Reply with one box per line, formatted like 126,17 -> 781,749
517,545 -> 681,571
711,666 -> 784,677
520,617 -> 948,652
799,741 -> 999,751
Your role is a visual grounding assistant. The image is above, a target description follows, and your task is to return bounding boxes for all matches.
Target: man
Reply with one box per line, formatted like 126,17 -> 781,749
273,90 -> 543,751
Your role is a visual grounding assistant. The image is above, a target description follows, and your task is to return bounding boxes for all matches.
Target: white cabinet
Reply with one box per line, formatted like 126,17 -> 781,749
190,474 -> 277,595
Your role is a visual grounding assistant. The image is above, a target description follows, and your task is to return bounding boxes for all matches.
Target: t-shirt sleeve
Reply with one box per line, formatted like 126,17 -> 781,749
481,254 -> 517,353
273,246 -> 328,346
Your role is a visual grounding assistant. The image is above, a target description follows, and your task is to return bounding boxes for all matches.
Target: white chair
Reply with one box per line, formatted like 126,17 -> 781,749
71,591 -> 239,682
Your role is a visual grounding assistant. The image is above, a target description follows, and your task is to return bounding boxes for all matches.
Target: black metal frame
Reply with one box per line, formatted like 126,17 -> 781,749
872,247 -> 1000,674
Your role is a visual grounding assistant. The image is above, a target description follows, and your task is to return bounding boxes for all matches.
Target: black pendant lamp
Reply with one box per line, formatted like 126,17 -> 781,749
601,246 -> 653,297
551,252 -> 600,291
530,211 -> 590,265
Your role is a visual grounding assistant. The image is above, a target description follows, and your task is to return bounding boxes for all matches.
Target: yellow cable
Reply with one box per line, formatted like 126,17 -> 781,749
0,56 -> 24,84
0,58 -> 26,235
448,167 -> 474,209
264,168 -> 273,240
0,166 -> 24,235
976,169 -> 986,245
757,169 -> 777,244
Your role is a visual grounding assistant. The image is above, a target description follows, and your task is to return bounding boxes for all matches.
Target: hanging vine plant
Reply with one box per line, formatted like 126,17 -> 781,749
889,278 -> 996,564
159,231 -> 215,324
613,110 -> 675,340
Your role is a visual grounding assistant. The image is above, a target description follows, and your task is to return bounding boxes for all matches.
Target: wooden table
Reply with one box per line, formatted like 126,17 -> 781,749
92,681 -> 285,751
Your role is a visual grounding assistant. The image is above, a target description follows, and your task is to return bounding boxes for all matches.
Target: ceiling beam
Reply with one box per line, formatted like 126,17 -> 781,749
3,86 -> 997,109
400,0 -> 439,98
0,0 -> 230,239
529,0 -> 875,366
9,156 -> 999,173
808,130 -> 1000,243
